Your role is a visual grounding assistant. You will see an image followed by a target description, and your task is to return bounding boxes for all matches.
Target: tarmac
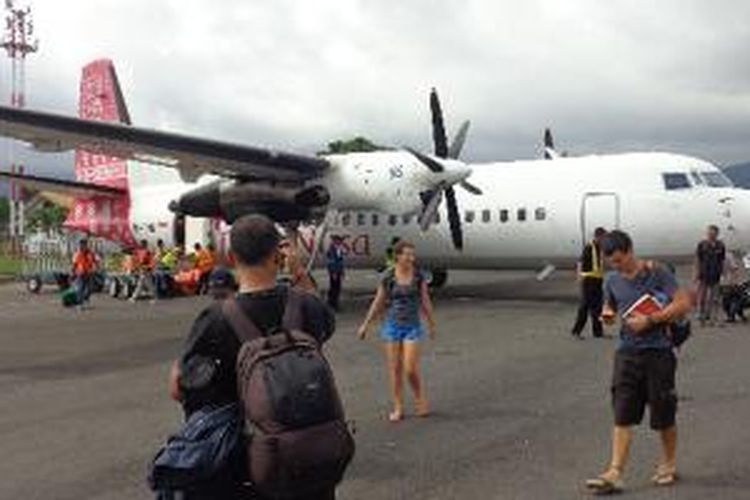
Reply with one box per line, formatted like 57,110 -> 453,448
0,269 -> 749,499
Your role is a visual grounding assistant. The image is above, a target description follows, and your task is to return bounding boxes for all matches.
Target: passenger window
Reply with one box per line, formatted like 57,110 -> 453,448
482,209 -> 491,223
342,213 -> 351,227
357,213 -> 366,226
434,212 -> 441,224
465,210 -> 475,223
388,215 -> 398,226
535,207 -> 546,221
402,214 -> 413,225
499,209 -> 509,223
517,208 -> 527,222
662,173 -> 691,190
372,214 -> 379,226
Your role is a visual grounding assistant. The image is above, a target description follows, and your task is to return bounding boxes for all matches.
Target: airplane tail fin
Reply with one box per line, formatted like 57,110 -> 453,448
65,59 -> 135,245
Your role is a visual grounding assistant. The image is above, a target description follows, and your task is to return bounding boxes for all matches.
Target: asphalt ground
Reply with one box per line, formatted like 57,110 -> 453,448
0,270 -> 749,499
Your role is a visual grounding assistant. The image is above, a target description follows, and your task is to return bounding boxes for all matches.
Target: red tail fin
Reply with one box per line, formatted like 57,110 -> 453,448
65,59 -> 135,245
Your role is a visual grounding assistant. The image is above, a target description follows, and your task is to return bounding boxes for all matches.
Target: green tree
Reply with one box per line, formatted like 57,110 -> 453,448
319,136 -> 385,155
0,197 -> 8,223
26,201 -> 69,233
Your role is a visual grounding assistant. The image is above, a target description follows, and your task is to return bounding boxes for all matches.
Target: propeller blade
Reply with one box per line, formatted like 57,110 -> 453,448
430,88 -> 449,158
459,180 -> 483,195
419,187 -> 444,231
448,120 -> 471,159
444,186 -> 463,250
407,147 -> 444,173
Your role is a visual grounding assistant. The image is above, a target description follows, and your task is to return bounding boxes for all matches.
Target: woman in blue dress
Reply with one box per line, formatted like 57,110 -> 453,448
357,240 -> 437,422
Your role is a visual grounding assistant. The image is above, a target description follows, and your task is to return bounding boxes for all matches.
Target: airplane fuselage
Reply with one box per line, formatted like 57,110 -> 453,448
125,151 -> 750,271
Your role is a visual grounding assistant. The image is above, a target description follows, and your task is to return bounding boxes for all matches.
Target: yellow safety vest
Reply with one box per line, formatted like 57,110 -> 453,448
580,241 -> 604,279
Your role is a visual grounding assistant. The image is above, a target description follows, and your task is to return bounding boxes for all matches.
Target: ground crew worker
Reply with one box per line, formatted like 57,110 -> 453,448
326,235 -> 346,311
571,227 -> 607,338
194,242 -> 217,295
131,239 -> 156,302
71,238 -> 98,308
154,245 -> 182,299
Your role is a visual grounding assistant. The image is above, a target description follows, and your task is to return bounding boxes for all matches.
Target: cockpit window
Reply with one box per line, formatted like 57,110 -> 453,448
690,171 -> 704,185
662,173 -> 691,190
700,171 -> 733,188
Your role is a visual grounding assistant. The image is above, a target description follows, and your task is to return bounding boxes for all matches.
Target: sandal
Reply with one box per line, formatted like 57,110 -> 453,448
652,465 -> 678,486
415,398 -> 430,418
585,470 -> 624,495
387,410 -> 403,423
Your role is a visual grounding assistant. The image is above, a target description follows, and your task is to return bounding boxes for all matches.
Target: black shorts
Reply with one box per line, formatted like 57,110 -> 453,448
611,349 -> 677,430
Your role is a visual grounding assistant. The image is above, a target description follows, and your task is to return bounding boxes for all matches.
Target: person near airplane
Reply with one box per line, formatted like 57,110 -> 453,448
357,240 -> 436,422
131,239 -> 156,302
720,248 -> 748,323
164,214 -> 337,500
571,227 -> 608,338
71,238 -> 99,309
694,225 -> 726,326
326,235 -> 346,311
585,230 -> 692,495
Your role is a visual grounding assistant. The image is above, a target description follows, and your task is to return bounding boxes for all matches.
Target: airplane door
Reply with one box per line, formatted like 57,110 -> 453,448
581,192 -> 620,245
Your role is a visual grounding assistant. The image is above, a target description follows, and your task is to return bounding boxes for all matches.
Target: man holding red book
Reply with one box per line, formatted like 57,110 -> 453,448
585,230 -> 692,495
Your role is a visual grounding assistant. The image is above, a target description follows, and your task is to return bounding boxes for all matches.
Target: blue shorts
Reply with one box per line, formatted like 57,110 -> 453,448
380,321 -> 424,343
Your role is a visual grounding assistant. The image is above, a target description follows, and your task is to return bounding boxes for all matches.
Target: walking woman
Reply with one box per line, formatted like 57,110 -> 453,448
357,240 -> 437,422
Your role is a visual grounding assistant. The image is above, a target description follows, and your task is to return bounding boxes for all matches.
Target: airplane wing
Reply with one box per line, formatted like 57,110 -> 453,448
0,170 -> 126,198
0,105 -> 330,183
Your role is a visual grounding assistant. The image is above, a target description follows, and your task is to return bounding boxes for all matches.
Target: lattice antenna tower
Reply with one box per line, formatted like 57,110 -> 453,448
1,0 -> 38,250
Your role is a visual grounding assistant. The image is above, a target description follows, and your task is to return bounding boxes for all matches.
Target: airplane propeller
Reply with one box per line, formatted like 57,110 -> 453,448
416,87 -> 482,250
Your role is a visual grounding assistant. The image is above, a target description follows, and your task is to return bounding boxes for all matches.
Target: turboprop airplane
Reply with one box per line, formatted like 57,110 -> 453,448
0,59 -> 748,288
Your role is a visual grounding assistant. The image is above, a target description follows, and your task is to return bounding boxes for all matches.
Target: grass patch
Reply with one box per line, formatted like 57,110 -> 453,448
0,255 -> 22,276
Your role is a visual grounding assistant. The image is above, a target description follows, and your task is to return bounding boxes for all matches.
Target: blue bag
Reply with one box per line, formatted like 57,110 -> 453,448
148,403 -> 244,492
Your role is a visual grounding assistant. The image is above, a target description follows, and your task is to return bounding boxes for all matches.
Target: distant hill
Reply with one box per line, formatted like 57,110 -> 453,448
723,162 -> 750,189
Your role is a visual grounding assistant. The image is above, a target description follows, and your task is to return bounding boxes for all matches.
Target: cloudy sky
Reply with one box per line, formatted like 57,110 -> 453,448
4,0 -> 750,182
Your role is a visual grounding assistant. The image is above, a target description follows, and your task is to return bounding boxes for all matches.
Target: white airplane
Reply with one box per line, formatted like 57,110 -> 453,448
0,59 -> 748,287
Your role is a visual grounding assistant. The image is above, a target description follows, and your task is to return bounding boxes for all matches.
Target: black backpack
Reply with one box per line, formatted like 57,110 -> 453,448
222,289 -> 354,499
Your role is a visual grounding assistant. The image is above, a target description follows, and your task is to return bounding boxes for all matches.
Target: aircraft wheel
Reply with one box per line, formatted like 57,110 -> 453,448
428,269 -> 448,289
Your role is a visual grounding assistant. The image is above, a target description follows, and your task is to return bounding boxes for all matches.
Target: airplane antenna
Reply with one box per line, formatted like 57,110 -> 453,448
1,0 -> 38,254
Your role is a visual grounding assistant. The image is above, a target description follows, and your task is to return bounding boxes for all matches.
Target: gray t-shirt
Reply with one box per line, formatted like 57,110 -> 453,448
603,264 -> 679,351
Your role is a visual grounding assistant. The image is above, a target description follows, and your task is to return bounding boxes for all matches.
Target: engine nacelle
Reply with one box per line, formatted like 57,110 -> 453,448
169,181 -> 330,223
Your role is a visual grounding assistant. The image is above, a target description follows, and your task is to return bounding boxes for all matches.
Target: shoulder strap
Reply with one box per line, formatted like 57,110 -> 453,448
221,298 -> 264,343
282,287 -> 305,332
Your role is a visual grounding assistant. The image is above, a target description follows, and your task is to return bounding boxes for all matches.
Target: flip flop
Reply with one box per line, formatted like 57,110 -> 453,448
585,475 -> 624,495
652,466 -> 678,486
415,399 -> 430,418
387,410 -> 403,423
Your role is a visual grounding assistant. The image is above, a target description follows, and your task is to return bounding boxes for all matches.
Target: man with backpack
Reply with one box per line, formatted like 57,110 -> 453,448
585,230 -> 692,495
161,214 -> 350,500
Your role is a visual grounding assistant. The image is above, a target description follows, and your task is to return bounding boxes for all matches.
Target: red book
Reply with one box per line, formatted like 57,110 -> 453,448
623,294 -> 664,318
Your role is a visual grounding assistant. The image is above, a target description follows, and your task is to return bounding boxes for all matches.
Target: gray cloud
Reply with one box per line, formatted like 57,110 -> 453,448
2,0 -> 749,187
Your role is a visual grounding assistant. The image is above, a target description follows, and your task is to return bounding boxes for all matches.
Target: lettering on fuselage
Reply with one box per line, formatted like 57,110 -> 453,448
298,230 -> 371,258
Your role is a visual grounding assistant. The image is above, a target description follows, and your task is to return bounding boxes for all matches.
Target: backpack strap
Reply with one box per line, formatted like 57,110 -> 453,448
222,297 -> 264,343
281,287 -> 305,332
